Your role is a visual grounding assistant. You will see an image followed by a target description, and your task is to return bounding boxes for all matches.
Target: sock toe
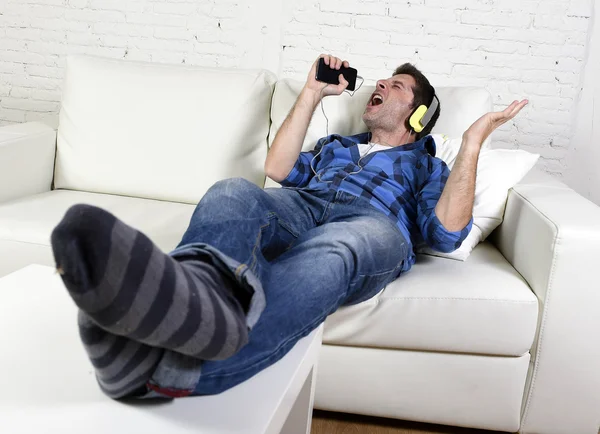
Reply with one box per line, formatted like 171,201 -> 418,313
51,204 -> 117,293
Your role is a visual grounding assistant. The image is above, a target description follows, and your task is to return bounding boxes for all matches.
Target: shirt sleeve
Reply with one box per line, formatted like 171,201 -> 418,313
416,160 -> 473,253
277,139 -> 324,188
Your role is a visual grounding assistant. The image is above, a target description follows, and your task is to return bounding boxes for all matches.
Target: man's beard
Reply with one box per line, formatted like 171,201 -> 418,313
363,112 -> 397,132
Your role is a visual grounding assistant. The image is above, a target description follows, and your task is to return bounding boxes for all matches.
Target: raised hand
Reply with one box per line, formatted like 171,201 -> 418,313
305,53 -> 350,99
463,99 -> 529,147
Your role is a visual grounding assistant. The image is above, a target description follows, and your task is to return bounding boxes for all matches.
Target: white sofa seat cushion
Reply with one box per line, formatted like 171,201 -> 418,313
0,190 -> 195,277
55,56 -> 276,204
323,242 -> 539,357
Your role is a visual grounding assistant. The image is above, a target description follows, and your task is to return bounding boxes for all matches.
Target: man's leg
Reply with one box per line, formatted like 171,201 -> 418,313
76,311 -> 164,398
193,195 -> 410,395
173,178 -> 321,284
52,204 -> 249,360
51,178 -> 320,398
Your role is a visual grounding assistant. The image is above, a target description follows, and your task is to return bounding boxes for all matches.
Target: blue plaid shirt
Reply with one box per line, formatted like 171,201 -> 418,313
279,132 -> 473,273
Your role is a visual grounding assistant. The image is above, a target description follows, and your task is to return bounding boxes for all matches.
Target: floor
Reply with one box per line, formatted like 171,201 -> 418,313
311,410 -> 510,434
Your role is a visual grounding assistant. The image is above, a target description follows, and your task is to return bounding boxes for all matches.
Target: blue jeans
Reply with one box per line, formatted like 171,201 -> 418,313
162,178 -> 409,396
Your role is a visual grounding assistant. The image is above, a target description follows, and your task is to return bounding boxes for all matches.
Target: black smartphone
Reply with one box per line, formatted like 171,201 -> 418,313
316,58 -> 358,91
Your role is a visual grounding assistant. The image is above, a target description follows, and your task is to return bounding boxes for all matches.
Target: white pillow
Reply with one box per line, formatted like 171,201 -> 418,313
416,134 -> 540,261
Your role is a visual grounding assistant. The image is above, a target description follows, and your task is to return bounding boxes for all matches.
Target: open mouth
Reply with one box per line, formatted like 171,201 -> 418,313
368,94 -> 384,107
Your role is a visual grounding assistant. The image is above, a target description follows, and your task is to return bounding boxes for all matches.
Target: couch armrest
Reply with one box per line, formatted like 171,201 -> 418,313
490,171 -> 600,434
0,122 -> 56,205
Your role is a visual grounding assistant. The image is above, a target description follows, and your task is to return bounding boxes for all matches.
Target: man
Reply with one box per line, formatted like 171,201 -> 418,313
51,54 -> 527,399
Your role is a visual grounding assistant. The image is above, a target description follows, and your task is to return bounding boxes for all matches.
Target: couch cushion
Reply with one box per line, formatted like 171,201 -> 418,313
55,55 -> 276,204
268,79 -> 494,153
322,242 -> 539,357
0,190 -> 194,277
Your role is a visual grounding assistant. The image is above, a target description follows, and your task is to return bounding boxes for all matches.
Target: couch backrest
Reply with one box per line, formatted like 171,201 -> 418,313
268,79 -> 494,153
54,55 -> 276,204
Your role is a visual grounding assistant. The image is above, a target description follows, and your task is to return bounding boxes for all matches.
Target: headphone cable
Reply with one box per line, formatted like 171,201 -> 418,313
311,76 -> 370,183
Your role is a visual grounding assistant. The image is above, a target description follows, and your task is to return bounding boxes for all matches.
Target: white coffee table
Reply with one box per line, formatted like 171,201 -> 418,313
0,264 -> 323,434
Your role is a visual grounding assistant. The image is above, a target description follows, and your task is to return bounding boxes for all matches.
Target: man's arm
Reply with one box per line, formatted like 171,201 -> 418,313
434,99 -> 529,231
265,54 -> 349,183
433,139 -> 479,231
417,161 -> 473,253
264,88 -> 321,182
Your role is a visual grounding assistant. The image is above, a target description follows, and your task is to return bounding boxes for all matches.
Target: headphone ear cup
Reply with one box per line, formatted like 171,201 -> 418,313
409,105 -> 428,133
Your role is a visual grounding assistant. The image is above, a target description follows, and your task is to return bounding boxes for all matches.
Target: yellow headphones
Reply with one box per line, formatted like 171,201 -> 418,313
409,94 -> 440,133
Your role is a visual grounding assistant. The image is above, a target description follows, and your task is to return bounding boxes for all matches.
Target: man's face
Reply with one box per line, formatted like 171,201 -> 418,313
362,74 -> 416,133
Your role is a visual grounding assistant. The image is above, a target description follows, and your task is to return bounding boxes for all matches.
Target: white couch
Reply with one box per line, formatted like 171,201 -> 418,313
1,55 -> 599,434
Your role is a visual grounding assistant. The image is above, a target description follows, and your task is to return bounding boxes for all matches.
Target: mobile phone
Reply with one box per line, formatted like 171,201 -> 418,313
316,58 -> 358,91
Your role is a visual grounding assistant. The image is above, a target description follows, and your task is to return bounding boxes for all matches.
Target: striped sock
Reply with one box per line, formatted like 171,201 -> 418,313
51,204 -> 249,363
77,311 -> 163,399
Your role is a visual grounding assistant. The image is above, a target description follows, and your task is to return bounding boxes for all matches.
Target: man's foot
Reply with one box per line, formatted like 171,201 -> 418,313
78,311 -> 163,398
51,204 -> 248,361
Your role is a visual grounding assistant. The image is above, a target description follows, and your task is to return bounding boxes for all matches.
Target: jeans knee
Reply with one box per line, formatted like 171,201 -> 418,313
327,239 -> 357,272
194,178 -> 262,218
203,177 -> 261,204
211,178 -> 257,196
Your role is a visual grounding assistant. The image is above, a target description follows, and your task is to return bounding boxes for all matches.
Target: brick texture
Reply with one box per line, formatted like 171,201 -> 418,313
0,0 -> 594,177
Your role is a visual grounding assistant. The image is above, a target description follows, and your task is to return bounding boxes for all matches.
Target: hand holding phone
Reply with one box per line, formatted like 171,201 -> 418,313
305,54 -> 353,98
316,57 -> 358,91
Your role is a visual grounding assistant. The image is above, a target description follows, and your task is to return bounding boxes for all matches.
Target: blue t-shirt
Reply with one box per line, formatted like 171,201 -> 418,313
279,132 -> 473,273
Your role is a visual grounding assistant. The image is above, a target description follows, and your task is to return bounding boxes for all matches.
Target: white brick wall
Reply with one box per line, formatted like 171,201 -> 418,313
0,0 -> 282,122
0,0 -> 594,178
281,0 -> 593,177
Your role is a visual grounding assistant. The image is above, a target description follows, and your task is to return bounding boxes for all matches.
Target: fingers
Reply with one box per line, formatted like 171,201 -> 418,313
337,73 -> 349,91
493,101 -> 518,122
505,99 -> 528,120
322,54 -> 338,68
315,54 -> 350,96
324,74 -> 348,96
493,99 -> 528,123
506,99 -> 528,113
320,54 -> 349,70
499,100 -> 519,117
514,99 -> 529,113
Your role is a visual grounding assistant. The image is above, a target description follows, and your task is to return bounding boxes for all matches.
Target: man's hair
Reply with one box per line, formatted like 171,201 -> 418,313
393,63 -> 441,140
